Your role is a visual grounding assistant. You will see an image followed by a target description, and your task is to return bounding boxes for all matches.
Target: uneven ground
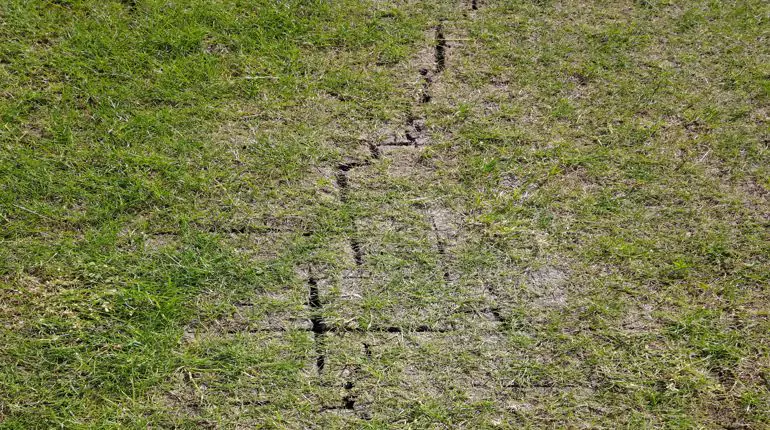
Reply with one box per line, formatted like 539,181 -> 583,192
1,0 -> 769,428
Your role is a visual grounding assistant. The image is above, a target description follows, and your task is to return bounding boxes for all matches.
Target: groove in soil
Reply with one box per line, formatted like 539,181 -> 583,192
430,215 -> 452,283
405,116 -> 428,147
350,237 -> 364,266
308,276 -> 328,373
342,381 -> 356,409
434,23 -> 447,72
334,325 -> 454,333
419,68 -> 433,103
335,170 -> 349,202
368,142 -> 381,159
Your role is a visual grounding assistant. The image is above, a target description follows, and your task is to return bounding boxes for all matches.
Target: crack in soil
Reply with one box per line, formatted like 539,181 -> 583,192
336,161 -> 370,203
326,90 -> 350,101
367,141 -> 381,159
350,237 -> 364,266
203,225 -> 306,235
472,0 -> 478,10
405,116 -> 428,147
419,68 -> 433,103
335,325 -> 455,333
434,23 -> 447,73
378,117 -> 428,148
483,283 -> 508,326
308,276 -> 328,373
342,381 -> 356,410
380,139 -> 414,147
488,306 -> 505,324
335,171 -> 349,202
309,15 -> 462,418
430,215 -> 452,283
218,323 -> 500,335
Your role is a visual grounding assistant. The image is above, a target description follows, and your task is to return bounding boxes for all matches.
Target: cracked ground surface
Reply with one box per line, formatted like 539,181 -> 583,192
1,0 -> 769,428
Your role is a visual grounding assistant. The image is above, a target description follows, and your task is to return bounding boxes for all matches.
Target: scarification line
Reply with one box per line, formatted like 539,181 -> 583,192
430,215 -> 452,283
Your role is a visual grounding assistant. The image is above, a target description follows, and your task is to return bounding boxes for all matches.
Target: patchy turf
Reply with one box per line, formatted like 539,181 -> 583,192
1,0 -> 768,428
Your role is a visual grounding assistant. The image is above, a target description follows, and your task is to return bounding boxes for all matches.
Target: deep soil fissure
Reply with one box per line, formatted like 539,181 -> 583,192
434,23 -> 447,73
307,276 -> 328,373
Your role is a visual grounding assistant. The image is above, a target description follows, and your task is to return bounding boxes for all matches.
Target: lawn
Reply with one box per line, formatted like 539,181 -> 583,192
1,0 -> 768,428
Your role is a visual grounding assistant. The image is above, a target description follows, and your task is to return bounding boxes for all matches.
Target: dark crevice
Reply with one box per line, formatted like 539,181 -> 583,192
224,324 -> 509,335
308,276 -> 328,373
380,139 -> 414,147
203,225 -> 305,235
472,0 -> 478,10
310,314 -> 327,335
505,381 -> 559,389
419,68 -> 433,104
489,306 -> 505,324
420,82 -> 432,103
327,90 -> 350,101
342,273 -> 371,280
338,161 -> 368,171
368,142 -> 381,159
315,351 -> 325,373
380,116 -> 428,148
335,177 -> 349,202
343,397 -> 356,410
335,325 -> 453,333
434,23 -> 447,73
336,161 -> 370,203
405,116 -> 427,147
482,284 -> 509,328
363,343 -> 371,358
335,170 -> 349,202
342,381 -> 356,409
308,277 -> 322,309
434,234 -> 445,255
225,327 -> 293,334
350,238 -> 364,266
232,399 -> 270,407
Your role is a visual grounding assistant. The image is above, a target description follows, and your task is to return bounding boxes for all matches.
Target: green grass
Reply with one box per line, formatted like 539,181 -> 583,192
1,0 -> 768,428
